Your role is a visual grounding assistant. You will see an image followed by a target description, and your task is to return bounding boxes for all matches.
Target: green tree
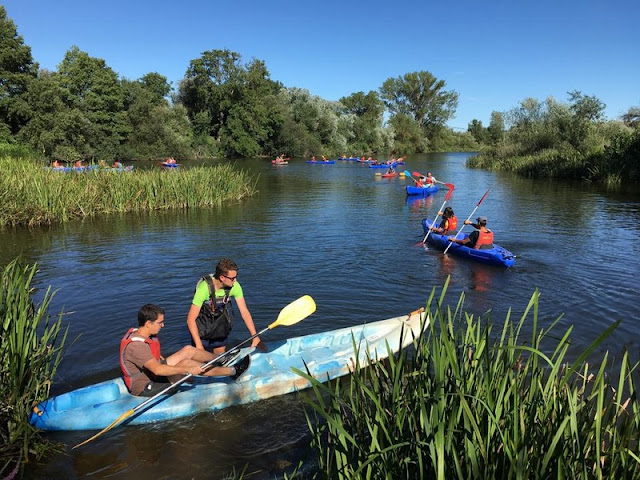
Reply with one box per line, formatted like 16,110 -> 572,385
379,71 -> 458,140
621,106 -> 640,129
487,111 -> 505,145
387,113 -> 427,154
0,6 -> 38,139
19,70 -> 90,159
339,90 -> 385,153
467,119 -> 488,144
57,46 -> 130,158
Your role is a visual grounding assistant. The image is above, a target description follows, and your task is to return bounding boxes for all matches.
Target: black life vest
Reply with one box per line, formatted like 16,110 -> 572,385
195,275 -> 234,341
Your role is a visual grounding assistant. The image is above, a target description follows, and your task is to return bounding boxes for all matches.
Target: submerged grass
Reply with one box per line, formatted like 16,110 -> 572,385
0,258 -> 68,477
0,156 -> 257,227
299,280 -> 640,479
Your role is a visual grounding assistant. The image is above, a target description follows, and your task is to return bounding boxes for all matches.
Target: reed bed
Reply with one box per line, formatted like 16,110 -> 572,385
0,157 -> 256,227
298,281 -> 640,479
0,258 -> 68,477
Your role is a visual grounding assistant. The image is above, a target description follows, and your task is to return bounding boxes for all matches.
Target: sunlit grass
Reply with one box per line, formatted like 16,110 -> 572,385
298,281 -> 640,479
0,156 -> 257,227
1,258 -> 68,477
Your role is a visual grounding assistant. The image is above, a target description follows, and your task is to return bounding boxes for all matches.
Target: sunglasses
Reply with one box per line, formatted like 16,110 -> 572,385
223,274 -> 237,282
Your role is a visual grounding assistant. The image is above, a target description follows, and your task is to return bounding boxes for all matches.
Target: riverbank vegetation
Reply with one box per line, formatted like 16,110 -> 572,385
0,6 -> 469,161
0,154 -> 256,227
466,94 -> 640,187
1,258 -> 68,478
298,283 -> 640,479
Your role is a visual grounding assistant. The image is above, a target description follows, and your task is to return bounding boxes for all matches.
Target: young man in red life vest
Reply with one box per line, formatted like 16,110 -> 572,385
448,216 -> 495,250
120,304 -> 250,397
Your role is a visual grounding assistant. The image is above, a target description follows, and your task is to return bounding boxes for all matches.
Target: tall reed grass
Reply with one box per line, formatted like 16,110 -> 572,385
0,157 -> 256,227
1,258 -> 68,477
298,282 -> 640,479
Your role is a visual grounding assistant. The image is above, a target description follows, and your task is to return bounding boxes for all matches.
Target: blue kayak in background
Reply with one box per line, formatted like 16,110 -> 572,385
406,185 -> 439,196
29,310 -> 427,431
421,218 -> 516,267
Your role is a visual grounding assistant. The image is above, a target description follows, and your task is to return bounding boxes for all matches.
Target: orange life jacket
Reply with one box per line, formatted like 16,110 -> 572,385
474,229 -> 494,250
443,216 -> 458,233
119,328 -> 161,391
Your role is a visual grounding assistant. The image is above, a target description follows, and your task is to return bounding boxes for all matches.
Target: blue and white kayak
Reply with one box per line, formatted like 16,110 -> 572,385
406,185 -> 439,196
369,163 -> 397,169
29,310 -> 427,431
421,218 -> 516,267
305,160 -> 335,164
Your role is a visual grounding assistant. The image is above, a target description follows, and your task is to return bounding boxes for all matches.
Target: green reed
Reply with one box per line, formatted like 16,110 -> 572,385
0,258 -> 68,477
298,281 -> 640,479
0,157 -> 256,227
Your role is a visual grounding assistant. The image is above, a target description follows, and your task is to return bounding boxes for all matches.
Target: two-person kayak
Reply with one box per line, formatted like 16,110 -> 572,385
29,310 -> 427,431
406,185 -> 439,196
421,218 -> 516,267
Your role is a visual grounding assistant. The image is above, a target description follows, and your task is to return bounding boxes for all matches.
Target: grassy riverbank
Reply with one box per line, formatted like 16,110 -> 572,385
298,282 -> 640,479
1,258 -> 68,478
0,155 -> 256,227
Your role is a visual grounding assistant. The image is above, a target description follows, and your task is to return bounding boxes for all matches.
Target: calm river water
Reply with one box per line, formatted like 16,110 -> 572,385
5,153 -> 639,479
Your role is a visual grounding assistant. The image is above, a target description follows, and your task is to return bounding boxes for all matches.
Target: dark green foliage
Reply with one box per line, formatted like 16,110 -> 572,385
380,71 -> 459,141
1,258 -> 68,477
0,6 -> 38,138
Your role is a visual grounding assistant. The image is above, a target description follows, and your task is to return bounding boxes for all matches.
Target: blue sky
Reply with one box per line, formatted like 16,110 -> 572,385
4,0 -> 638,129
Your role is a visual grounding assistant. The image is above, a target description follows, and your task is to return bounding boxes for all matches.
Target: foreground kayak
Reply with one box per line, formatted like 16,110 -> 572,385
421,218 -> 516,267
406,185 -> 439,196
30,310 -> 427,431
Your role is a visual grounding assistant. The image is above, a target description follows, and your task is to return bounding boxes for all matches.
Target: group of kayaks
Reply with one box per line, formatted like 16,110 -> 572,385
46,165 -> 134,173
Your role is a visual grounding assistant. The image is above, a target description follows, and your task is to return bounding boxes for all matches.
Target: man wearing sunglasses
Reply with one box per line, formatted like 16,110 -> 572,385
187,258 -> 264,356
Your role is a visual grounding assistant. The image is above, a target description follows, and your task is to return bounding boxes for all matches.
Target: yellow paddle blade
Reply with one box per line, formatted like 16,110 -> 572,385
268,295 -> 316,329
72,408 -> 135,449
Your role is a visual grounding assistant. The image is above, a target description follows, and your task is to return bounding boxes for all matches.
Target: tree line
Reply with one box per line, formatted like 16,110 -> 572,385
0,7 -> 465,161
1,5 -> 637,181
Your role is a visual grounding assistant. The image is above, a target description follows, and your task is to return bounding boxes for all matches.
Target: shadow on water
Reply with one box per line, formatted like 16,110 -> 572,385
8,153 -> 639,479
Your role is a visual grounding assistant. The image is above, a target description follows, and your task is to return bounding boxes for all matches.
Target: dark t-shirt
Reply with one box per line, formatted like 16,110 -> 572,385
122,334 -> 156,395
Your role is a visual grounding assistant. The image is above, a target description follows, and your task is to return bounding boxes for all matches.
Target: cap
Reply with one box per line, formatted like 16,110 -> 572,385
477,216 -> 487,224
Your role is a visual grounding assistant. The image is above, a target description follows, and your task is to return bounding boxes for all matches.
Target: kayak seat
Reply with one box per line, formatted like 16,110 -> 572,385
53,382 -> 121,412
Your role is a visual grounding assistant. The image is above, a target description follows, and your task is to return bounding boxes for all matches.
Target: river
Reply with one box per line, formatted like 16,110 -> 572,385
5,153 -> 638,479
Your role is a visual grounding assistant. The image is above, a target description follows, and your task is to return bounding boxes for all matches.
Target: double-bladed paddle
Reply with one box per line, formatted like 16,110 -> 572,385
73,295 -> 317,449
443,189 -> 491,255
422,184 -> 455,244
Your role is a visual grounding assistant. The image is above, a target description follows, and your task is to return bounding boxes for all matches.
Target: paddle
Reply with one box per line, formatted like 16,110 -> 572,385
422,184 -> 455,244
73,295 -> 317,449
443,189 -> 491,255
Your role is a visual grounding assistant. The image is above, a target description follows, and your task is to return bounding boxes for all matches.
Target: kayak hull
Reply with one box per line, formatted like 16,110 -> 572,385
421,218 -> 516,267
305,160 -> 335,164
406,185 -> 439,196
29,311 -> 427,431
369,163 -> 397,169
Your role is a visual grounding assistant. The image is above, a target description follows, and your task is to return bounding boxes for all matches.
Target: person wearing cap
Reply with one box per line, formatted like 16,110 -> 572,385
448,216 -> 494,250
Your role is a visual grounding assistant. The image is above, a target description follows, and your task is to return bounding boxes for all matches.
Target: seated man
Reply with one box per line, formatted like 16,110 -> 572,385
448,216 -> 494,250
120,304 -> 250,397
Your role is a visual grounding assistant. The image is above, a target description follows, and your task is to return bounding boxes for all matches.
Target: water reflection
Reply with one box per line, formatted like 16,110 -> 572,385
10,153 -> 639,479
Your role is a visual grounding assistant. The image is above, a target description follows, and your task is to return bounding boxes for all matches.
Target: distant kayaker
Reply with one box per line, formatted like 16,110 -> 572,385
120,304 -> 250,397
311,156 -> 316,161
113,160 -> 123,168
74,160 -> 83,167
416,176 -> 427,188
431,207 -> 458,235
448,216 -> 495,250
426,172 -> 437,185
321,155 -> 327,161
386,165 -> 396,175
166,157 -> 177,164
52,160 -> 60,168
186,258 -> 264,355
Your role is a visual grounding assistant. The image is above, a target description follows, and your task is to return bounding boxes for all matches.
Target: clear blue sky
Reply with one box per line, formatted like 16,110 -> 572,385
4,0 -> 639,129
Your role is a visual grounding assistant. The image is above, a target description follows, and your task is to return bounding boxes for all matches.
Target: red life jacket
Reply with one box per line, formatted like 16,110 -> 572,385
119,328 -> 161,391
475,229 -> 494,250
444,216 -> 458,233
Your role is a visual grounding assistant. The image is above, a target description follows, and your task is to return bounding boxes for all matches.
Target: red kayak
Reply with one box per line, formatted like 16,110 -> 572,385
381,172 -> 397,178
